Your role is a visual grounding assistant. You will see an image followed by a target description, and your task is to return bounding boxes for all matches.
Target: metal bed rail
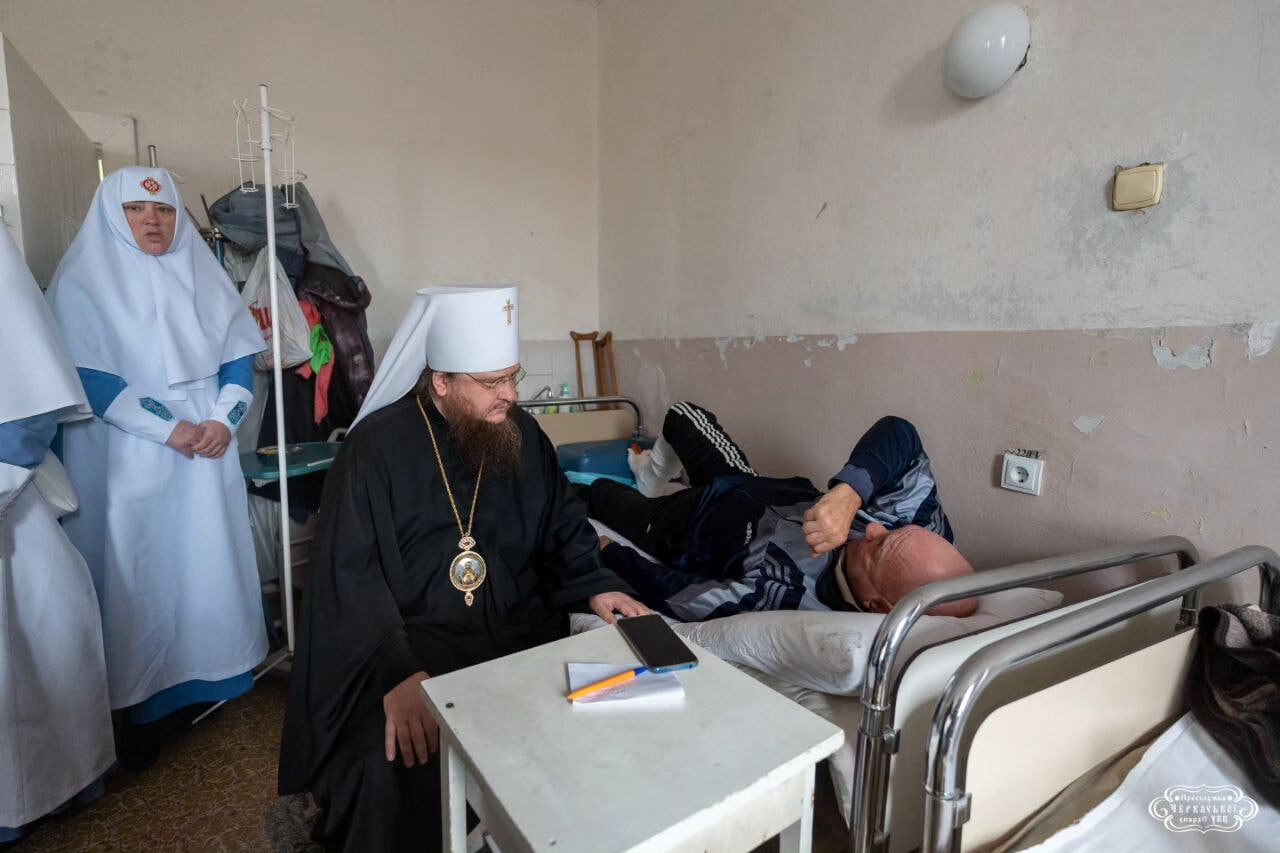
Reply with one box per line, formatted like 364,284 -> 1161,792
849,535 -> 1200,853
516,395 -> 645,439
921,544 -> 1278,853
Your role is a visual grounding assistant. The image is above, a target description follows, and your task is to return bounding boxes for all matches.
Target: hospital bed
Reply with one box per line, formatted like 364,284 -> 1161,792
920,545 -> 1279,852
847,537 -> 1199,853
519,394 -> 645,444
522,396 -> 1209,851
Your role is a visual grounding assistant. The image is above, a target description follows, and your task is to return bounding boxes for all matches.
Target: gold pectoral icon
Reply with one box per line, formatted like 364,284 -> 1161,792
449,549 -> 487,607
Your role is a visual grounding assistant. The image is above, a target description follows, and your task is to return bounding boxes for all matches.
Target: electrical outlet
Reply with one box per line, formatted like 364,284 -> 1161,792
1001,453 -> 1044,496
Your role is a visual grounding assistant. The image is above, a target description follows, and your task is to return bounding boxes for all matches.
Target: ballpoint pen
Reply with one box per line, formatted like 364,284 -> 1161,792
565,665 -> 648,702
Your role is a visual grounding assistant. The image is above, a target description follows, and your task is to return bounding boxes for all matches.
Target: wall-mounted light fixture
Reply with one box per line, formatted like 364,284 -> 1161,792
943,3 -> 1030,99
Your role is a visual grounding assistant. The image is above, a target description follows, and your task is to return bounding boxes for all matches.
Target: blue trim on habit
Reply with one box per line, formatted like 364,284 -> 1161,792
0,413 -> 58,468
218,355 -> 254,392
76,368 -> 128,418
138,397 -> 174,422
128,671 -> 254,724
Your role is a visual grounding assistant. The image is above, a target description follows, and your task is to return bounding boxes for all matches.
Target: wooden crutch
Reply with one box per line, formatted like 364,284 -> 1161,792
569,331 -> 598,398
593,331 -> 618,408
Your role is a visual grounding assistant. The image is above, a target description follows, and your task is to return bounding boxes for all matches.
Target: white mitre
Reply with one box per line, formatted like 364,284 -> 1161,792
352,285 -> 519,428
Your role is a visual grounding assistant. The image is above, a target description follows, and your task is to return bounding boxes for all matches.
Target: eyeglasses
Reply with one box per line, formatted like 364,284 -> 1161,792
465,367 -> 526,392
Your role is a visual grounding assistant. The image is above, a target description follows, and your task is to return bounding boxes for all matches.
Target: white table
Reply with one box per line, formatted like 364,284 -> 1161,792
420,626 -> 844,853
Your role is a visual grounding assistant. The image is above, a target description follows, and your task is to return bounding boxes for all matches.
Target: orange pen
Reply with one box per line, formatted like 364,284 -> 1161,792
566,666 -> 648,702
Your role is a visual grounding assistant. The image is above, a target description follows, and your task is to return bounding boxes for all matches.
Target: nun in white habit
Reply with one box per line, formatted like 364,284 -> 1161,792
0,226 -> 114,841
49,167 -> 268,739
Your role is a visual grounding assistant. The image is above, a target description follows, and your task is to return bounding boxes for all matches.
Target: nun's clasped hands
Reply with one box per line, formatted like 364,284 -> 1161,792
191,421 -> 232,459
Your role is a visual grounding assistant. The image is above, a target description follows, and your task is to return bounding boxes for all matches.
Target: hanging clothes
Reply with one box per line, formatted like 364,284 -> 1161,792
293,183 -> 355,276
48,166 -> 268,713
0,226 -> 113,837
209,181 -> 361,290
209,179 -> 374,430
208,184 -> 306,280
296,261 -> 375,422
296,299 -> 334,424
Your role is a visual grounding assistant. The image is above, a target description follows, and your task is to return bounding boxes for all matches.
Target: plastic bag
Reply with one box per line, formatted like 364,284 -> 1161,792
241,249 -> 312,370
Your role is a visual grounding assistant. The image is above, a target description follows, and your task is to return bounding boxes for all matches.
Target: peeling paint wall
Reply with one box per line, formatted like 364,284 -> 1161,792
616,327 -> 1279,600
598,0 -> 1280,338
1151,335 -> 1213,370
598,1 -> 1279,599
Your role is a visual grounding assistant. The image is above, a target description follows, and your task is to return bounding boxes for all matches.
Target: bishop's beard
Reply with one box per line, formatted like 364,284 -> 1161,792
438,397 -> 524,476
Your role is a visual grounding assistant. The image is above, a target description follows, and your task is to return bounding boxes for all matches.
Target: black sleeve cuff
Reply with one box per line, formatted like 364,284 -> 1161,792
371,631 -> 423,695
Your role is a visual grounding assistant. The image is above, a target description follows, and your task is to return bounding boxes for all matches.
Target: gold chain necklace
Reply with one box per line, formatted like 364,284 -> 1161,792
416,395 -> 487,606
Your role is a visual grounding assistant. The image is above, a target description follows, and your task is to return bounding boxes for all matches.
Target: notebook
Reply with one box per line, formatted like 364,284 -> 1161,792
566,662 -> 685,708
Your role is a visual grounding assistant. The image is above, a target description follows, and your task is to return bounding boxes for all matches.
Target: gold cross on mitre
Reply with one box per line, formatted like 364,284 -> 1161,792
502,299 -> 515,325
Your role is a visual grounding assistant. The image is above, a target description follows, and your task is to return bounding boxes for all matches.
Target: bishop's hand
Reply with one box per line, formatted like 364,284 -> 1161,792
588,591 -> 651,625
384,671 -> 438,768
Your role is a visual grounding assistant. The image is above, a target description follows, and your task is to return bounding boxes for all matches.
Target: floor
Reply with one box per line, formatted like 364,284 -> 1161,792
12,675 -> 291,852
10,671 -> 850,852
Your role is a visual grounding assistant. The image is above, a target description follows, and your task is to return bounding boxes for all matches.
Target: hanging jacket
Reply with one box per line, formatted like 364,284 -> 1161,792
296,261 -> 375,419
292,184 -> 355,276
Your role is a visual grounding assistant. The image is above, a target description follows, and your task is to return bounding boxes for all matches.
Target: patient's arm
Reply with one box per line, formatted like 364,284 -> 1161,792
600,541 -> 808,621
828,415 -> 926,504
802,483 -> 862,556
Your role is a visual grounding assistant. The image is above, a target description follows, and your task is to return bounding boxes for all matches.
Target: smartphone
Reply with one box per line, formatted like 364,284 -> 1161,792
616,614 -> 698,673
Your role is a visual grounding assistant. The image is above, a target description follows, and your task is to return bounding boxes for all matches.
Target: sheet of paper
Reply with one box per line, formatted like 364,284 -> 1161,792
566,662 -> 685,708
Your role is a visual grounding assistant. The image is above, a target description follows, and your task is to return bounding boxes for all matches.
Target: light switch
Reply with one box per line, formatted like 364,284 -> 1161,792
1113,163 -> 1163,211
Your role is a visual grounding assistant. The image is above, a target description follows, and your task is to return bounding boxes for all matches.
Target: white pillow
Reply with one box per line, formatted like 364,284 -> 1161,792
570,586 -> 1063,696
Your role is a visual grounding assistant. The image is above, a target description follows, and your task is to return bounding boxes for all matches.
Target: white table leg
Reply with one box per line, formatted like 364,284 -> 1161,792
440,733 -> 467,853
777,766 -> 816,853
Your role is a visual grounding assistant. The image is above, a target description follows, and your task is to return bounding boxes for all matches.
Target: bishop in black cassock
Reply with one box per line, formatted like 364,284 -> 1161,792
278,286 -> 644,852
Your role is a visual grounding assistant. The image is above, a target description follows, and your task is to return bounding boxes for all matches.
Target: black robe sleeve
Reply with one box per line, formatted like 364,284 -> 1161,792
278,430 -> 419,794
530,419 -> 636,609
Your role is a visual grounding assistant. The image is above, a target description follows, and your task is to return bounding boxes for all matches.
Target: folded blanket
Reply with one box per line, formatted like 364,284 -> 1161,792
1186,604 -> 1280,808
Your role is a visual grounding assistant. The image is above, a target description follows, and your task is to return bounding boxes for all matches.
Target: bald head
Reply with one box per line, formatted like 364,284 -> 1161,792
845,524 -> 978,617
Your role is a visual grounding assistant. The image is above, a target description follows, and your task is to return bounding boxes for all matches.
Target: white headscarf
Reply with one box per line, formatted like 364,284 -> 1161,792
48,167 -> 263,399
352,285 -> 519,428
0,224 -> 89,425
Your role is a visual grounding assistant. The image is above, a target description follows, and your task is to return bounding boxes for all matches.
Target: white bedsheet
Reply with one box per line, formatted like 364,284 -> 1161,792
1025,713 -> 1279,851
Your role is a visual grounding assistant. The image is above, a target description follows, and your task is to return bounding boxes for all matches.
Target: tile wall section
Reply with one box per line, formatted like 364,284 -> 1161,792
517,339 -> 597,403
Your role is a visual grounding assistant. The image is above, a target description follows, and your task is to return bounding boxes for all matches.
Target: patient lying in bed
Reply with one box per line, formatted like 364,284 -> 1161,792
581,402 -> 978,621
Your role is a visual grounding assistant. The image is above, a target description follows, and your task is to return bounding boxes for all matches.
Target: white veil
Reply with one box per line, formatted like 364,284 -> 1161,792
48,167 -> 263,399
